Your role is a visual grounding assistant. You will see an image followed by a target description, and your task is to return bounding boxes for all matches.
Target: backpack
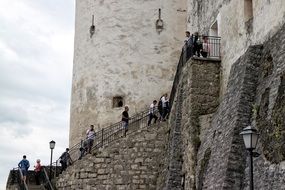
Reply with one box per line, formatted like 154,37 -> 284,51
60,152 -> 68,162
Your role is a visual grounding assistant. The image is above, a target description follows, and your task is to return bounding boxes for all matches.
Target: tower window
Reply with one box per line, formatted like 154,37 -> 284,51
113,96 -> 124,108
210,20 -> 218,36
244,0 -> 253,22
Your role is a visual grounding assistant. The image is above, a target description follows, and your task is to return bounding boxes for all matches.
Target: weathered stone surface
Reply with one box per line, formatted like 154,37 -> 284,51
164,23 -> 285,190
187,0 -> 285,95
246,21 -> 285,190
56,123 -> 169,190
70,0 -> 188,146
159,57 -> 221,190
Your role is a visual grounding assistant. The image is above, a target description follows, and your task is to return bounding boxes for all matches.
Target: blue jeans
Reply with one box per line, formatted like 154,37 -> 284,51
122,121 -> 128,136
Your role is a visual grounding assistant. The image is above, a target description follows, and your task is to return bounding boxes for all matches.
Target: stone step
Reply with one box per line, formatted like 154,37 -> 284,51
28,185 -> 43,190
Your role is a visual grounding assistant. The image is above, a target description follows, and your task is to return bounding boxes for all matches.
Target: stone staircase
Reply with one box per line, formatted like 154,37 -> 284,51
27,184 -> 44,190
26,171 -> 45,190
6,169 -> 51,190
56,122 -> 170,190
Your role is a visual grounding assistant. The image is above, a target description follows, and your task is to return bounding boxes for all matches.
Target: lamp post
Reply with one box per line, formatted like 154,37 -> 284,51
49,140 -> 56,180
240,126 -> 259,190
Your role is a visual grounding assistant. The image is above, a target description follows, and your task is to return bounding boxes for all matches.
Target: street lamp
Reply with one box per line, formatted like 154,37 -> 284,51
240,126 -> 259,190
49,140 -> 56,180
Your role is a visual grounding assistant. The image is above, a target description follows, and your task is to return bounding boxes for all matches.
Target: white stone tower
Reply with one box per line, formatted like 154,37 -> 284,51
70,0 -> 187,146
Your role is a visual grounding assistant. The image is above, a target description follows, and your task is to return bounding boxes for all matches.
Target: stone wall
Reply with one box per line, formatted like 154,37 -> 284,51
200,45 -> 262,190
186,0 -> 285,95
243,20 -> 285,190
168,44 -> 262,190
57,124 -> 169,190
70,0 -> 187,146
165,57 -> 221,189
167,23 -> 285,190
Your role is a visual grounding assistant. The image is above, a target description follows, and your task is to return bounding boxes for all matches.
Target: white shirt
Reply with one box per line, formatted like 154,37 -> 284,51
161,96 -> 167,108
86,129 -> 95,140
149,103 -> 155,114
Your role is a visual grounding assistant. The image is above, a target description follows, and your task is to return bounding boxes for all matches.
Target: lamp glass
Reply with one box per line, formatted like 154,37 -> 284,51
49,140 -> 56,149
242,133 -> 252,149
251,132 -> 259,149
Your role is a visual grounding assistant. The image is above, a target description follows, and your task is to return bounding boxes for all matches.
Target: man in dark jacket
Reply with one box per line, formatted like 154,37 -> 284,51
59,148 -> 72,173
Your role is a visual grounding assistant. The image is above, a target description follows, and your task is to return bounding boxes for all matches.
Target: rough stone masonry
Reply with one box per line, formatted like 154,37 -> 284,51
166,23 -> 285,190
57,124 -> 169,190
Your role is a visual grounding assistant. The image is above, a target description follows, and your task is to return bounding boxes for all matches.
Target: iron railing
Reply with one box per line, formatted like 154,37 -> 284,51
57,35 -> 221,170
42,167 -> 55,190
185,35 -> 221,59
169,48 -> 185,112
203,36 -> 221,58
169,36 -> 221,111
18,168 -> 28,190
67,107 -> 153,163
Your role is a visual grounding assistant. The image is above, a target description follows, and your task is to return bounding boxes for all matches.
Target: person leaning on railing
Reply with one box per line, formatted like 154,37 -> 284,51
18,155 -> 30,184
193,32 -> 202,57
34,159 -> 42,185
184,31 -> 193,60
86,125 -> 96,154
201,35 -> 209,58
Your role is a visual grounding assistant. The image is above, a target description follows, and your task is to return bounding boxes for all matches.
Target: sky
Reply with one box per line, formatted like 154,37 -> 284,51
0,0 -> 75,189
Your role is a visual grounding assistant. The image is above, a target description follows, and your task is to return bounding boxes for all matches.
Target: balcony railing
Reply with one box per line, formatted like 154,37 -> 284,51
169,36 -> 221,111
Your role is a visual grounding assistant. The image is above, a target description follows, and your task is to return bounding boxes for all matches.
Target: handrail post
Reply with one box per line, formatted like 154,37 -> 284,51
55,160 -> 57,178
101,128 -> 104,147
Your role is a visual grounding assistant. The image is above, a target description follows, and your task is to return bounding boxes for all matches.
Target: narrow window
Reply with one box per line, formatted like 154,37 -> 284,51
113,96 -> 124,108
210,20 -> 218,36
244,0 -> 253,22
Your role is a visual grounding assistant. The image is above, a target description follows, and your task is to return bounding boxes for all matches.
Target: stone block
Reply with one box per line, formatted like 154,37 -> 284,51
97,169 -> 107,174
114,165 -> 123,170
131,164 -> 139,170
114,178 -> 123,184
97,174 -> 108,180
134,158 -> 144,163
94,158 -> 105,163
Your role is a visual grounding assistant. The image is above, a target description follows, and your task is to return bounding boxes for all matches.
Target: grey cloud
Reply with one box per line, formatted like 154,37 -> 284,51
0,103 -> 29,124
0,0 -> 74,189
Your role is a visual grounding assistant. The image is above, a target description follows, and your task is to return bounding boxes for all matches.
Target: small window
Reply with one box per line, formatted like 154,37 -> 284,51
113,96 -> 124,108
244,0 -> 253,22
210,20 -> 218,36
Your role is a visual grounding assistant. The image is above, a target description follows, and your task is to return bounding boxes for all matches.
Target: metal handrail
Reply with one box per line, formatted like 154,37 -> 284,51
42,167 -> 55,190
187,35 -> 221,58
18,167 -> 29,190
68,107 -> 154,163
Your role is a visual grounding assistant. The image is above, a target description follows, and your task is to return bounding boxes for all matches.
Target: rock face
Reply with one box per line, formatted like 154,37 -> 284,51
166,23 -> 285,190
164,57 -> 221,190
70,0 -> 187,146
57,124 -> 169,190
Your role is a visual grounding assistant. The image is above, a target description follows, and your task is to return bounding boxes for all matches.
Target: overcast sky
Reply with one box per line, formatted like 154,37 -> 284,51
0,0 -> 75,189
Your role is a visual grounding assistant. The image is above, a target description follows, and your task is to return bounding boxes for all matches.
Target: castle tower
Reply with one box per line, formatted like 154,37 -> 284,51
70,0 -> 187,146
